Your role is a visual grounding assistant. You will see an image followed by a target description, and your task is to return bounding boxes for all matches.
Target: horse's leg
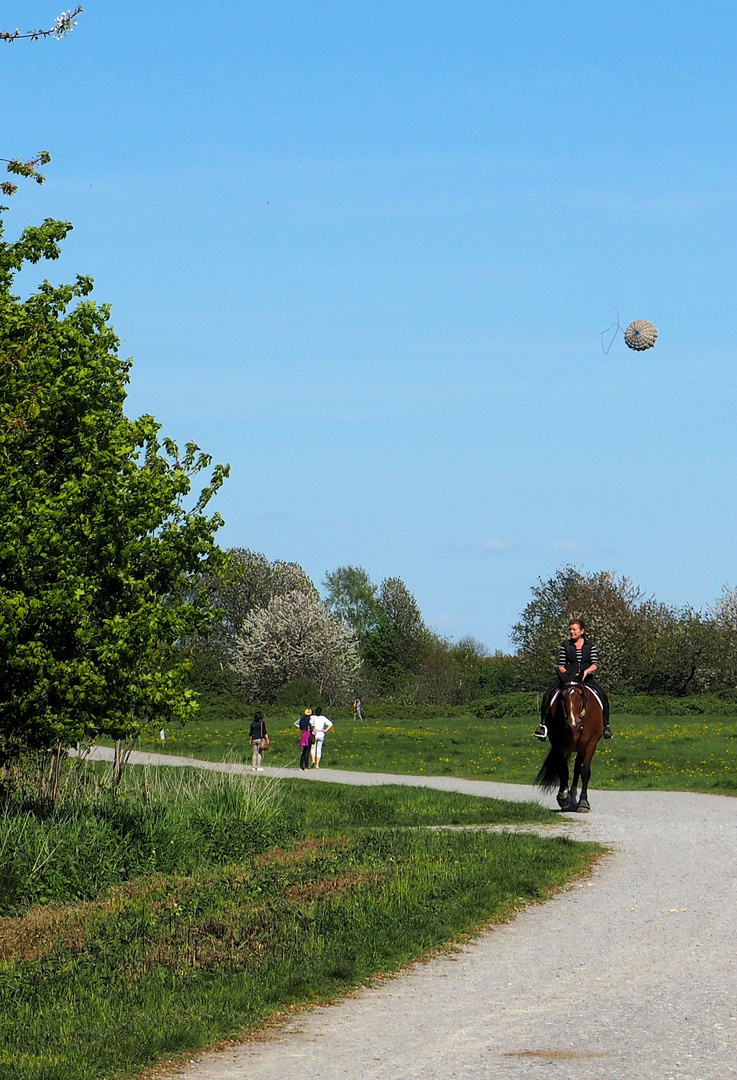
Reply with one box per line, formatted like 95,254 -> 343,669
576,743 -> 598,813
556,755 -> 573,810
569,751 -> 584,810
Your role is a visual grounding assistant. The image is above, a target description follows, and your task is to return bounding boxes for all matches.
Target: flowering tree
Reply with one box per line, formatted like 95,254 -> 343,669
0,6 -> 81,43
1,7 -> 83,196
233,591 -> 360,703
711,586 -> 737,632
202,549 -> 319,665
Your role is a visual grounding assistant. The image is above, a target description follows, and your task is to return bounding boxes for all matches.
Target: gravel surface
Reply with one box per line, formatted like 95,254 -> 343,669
88,750 -> 737,1079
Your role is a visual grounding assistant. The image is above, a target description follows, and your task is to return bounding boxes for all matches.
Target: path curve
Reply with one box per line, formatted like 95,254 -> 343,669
89,750 -> 737,1079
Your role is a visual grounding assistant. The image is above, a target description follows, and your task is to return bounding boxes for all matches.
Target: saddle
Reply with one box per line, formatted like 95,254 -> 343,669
549,684 -> 604,712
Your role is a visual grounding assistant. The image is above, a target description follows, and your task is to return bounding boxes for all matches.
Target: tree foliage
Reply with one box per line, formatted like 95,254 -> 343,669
0,213 -> 228,762
511,567 -> 652,689
323,565 -> 380,640
232,591 -> 359,704
512,566 -> 733,696
203,548 -> 318,664
361,576 -> 434,692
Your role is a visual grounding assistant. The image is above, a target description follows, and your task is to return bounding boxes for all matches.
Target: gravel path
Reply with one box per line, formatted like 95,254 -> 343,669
89,749 -> 737,1079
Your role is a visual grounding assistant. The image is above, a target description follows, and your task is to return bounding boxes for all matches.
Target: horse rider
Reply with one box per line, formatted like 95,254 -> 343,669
533,619 -> 612,741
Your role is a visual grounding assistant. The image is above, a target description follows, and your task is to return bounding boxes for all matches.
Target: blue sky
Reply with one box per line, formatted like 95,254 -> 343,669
3,2 -> 737,649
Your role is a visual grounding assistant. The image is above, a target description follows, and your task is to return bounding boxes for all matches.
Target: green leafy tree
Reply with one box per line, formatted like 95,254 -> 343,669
0,212 -> 229,765
361,614 -> 406,693
378,577 -> 432,670
362,576 -> 433,693
323,565 -> 380,640
512,566 -> 731,695
511,567 -> 651,690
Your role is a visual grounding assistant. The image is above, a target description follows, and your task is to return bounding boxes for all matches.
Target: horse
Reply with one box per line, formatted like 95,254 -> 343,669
535,678 -> 604,812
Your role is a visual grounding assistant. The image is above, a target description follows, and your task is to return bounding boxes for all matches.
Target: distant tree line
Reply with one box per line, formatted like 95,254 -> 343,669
194,559 -> 737,707
194,554 -> 514,706
511,566 -> 737,697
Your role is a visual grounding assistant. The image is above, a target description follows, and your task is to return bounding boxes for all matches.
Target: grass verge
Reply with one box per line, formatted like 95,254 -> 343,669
0,829 -> 597,1080
0,765 -> 597,1080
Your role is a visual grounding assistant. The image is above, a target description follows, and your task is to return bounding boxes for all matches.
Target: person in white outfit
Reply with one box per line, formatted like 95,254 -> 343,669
310,707 -> 333,768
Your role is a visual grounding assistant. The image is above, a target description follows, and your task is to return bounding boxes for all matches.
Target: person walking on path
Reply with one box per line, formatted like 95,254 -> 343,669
534,618 -> 612,741
353,696 -> 363,721
249,711 -> 269,771
294,707 -> 313,771
310,707 -> 334,768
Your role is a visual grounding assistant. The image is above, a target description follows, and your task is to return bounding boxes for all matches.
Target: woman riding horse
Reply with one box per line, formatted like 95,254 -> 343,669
533,619 -> 611,812
534,619 -> 611,740
535,674 -> 604,811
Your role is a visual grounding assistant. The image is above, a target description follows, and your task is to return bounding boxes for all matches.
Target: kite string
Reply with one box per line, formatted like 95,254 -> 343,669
601,308 -> 737,417
600,309 -> 622,355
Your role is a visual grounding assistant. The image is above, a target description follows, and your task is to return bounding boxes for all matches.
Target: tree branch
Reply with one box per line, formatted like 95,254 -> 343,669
0,7 -> 82,43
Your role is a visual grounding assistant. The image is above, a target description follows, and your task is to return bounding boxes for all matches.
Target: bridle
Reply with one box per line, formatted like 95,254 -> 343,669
561,680 -> 588,727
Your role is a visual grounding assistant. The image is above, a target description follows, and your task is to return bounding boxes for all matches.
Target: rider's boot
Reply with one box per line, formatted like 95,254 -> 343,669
602,702 -> 613,739
533,722 -> 548,740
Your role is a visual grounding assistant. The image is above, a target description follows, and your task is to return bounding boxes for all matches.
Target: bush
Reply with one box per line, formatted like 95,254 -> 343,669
472,690 -> 737,720
474,693 -> 541,718
185,652 -> 238,694
275,678 -> 323,709
610,692 -> 737,716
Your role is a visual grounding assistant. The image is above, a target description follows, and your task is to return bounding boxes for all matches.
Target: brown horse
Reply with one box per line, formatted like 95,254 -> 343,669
535,679 -> 604,812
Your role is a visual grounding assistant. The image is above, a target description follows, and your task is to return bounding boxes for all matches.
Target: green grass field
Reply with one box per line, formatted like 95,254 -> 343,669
136,697 -> 737,795
0,768 -> 596,1080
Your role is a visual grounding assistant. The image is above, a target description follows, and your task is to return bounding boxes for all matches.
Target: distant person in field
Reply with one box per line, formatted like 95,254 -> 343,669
310,707 -> 334,768
353,696 -> 363,721
294,707 -> 313,771
534,619 -> 612,741
249,710 -> 269,771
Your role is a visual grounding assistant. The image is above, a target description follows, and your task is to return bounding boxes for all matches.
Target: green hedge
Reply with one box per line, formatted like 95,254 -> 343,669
475,691 -> 737,719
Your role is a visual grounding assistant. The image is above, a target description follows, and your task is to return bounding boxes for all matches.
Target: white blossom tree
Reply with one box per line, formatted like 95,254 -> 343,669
710,585 -> 737,632
233,590 -> 360,703
201,549 -> 319,664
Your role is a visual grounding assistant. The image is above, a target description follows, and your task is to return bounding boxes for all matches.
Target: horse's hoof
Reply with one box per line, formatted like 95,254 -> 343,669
576,802 -> 590,813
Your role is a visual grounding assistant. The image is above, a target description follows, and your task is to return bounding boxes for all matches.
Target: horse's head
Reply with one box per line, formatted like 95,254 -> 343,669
559,680 -> 588,735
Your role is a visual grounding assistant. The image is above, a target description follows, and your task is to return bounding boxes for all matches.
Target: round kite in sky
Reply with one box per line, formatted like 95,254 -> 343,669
624,320 -> 658,351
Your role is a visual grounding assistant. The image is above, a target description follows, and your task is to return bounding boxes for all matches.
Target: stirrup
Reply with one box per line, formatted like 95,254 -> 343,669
602,725 -> 613,740
533,724 -> 548,741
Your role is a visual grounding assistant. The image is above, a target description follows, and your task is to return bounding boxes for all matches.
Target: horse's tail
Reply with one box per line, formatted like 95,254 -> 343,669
535,745 -> 565,791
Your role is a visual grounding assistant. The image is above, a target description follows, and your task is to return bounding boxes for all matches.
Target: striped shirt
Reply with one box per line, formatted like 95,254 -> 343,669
559,642 -> 599,670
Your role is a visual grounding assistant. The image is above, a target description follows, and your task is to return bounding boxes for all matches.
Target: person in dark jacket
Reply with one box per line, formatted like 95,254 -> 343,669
294,707 -> 313,771
249,711 -> 268,771
534,619 -> 612,741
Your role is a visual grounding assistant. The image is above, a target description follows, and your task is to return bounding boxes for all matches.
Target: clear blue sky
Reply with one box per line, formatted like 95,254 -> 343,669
3,2 -> 737,649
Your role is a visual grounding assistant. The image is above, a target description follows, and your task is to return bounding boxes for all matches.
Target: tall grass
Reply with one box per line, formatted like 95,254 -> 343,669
0,765 -> 292,915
